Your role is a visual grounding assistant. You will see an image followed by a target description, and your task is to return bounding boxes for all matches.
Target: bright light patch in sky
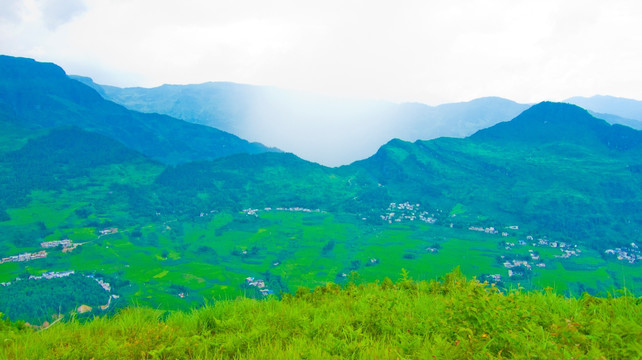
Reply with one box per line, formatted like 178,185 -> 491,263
1,0 -> 642,104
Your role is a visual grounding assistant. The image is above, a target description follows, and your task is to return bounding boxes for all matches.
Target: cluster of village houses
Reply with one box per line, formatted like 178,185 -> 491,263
604,242 -> 641,264
379,202 -> 527,237
41,239 -> 81,253
40,239 -> 72,248
99,228 -> 118,236
245,277 -> 275,296
504,237 -> 580,252
529,238 -> 581,259
1,227 -> 120,266
0,230 -> 118,290
378,202 -> 630,281
380,202 -> 438,224
498,237 -> 584,277
555,249 -> 581,259
243,208 -> 260,216
377,203 -> 636,274
469,226 -> 512,237
494,249 -> 549,279
0,270 -> 71,286
28,270 -> 75,280
0,250 -> 47,264
502,256 -> 541,271
1,239 -> 87,265
485,237 -> 641,282
243,207 -> 325,217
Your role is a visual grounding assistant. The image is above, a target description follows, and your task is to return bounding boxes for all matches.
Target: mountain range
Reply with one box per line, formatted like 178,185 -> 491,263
3,54 -> 641,250
1,55 -> 641,323
565,95 -> 642,127
71,77 -> 530,166
72,77 -> 642,166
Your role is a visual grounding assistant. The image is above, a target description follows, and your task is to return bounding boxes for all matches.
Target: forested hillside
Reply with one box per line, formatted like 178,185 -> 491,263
0,56 -> 276,165
351,102 -> 642,249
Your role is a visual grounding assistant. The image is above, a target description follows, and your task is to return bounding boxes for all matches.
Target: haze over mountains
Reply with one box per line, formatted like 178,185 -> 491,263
73,76 -> 642,166
72,77 -> 530,166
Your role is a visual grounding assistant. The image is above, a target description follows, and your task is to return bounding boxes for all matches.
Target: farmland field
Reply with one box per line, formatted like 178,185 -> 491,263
3,203 -> 639,322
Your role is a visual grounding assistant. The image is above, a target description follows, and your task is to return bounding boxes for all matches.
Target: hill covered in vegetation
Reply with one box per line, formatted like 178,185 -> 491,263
350,102 -> 642,249
0,56 -> 276,165
1,270 -> 640,359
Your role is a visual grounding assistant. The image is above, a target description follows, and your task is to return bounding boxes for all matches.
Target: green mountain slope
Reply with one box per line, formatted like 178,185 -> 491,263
0,56 -> 276,165
0,127 -> 156,209
352,102 -> 642,248
0,124 -> 164,235
155,151 -> 385,216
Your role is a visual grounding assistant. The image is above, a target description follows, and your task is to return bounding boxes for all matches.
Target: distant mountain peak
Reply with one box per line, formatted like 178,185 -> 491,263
564,95 -> 642,123
471,102 -> 642,151
514,101 -> 600,124
472,101 -> 603,136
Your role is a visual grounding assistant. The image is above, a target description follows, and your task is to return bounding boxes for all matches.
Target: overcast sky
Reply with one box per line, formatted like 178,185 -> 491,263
2,0 -> 642,105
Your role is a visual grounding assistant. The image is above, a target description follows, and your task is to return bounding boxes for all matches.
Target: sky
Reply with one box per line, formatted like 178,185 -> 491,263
1,0 -> 642,105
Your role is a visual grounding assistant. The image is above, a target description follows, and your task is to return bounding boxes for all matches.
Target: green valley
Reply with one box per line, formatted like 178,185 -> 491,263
0,56 -> 640,334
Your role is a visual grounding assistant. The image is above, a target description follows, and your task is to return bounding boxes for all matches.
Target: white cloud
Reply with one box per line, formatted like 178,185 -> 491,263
39,0 -> 87,30
1,0 -> 642,104
0,0 -> 26,23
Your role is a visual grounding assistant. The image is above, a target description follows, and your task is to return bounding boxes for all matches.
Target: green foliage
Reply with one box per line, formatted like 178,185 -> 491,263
0,275 -> 109,325
1,272 -> 640,359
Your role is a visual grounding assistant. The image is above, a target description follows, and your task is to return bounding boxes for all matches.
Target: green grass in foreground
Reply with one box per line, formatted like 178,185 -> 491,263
1,269 -> 640,359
